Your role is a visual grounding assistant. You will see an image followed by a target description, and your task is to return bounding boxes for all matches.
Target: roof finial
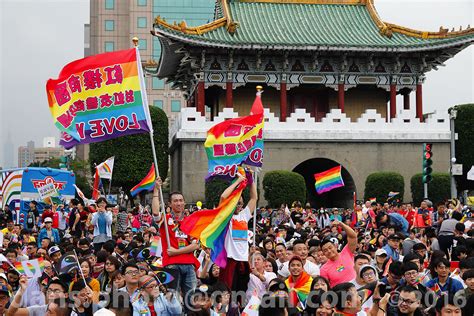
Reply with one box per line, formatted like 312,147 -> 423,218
256,85 -> 263,96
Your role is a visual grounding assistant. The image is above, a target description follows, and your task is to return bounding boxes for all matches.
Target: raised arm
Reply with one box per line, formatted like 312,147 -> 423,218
219,172 -> 246,205
333,220 -> 358,253
151,177 -> 163,220
247,171 -> 258,215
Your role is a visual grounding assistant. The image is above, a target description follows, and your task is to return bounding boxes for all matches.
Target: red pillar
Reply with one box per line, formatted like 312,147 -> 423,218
403,91 -> 410,110
390,83 -> 397,120
416,83 -> 423,121
225,82 -> 233,108
338,83 -> 345,113
280,82 -> 287,122
196,81 -> 205,116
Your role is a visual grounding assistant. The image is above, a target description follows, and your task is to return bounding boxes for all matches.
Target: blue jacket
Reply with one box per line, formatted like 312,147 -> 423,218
425,277 -> 464,296
389,213 -> 409,235
37,228 -> 60,246
132,293 -> 182,316
382,244 -> 400,261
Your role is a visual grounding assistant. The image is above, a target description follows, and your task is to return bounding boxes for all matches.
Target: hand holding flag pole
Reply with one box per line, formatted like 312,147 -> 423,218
131,38 -> 171,248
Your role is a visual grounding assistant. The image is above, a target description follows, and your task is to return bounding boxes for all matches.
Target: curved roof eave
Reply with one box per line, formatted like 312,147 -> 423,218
153,28 -> 474,53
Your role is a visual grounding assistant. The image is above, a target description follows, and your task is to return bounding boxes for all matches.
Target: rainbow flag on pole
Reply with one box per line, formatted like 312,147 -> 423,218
314,165 -> 345,194
204,92 -> 264,180
180,171 -> 248,268
130,164 -> 156,197
46,48 -> 152,149
14,258 -> 45,278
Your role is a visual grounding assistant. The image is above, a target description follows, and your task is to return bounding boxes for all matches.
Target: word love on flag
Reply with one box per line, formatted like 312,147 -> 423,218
46,48 -> 151,149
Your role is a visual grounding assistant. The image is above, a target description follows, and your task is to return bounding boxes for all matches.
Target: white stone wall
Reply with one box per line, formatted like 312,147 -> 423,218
170,108 -> 451,144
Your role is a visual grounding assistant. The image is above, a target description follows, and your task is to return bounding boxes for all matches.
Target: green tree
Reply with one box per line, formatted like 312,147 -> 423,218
262,171 -> 306,208
70,158 -> 92,197
411,173 -> 450,206
452,104 -> 474,190
89,107 -> 168,198
28,158 -> 61,168
364,172 -> 404,203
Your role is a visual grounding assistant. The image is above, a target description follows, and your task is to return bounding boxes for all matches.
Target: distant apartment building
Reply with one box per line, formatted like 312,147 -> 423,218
18,139 -> 65,168
89,0 -> 214,119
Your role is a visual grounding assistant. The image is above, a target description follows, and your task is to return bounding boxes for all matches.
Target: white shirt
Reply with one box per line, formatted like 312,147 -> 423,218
278,259 -> 320,278
224,207 -> 252,262
246,271 -> 277,301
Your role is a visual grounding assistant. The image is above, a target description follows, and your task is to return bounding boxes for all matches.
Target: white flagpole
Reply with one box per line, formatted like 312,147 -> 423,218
134,40 -> 171,248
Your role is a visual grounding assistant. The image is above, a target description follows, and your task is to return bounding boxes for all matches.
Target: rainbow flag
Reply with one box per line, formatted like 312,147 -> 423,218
430,283 -> 442,296
314,165 -> 344,194
285,271 -> 312,311
149,236 -> 162,257
97,156 -> 115,180
46,48 -> 152,149
205,92 -> 264,180
14,258 -> 45,278
130,164 -> 156,197
180,171 -> 248,268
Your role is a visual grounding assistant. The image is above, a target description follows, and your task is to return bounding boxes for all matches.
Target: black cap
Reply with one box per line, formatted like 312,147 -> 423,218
387,233 -> 403,240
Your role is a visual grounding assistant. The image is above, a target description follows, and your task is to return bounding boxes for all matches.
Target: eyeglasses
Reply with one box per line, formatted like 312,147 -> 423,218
362,271 -> 375,278
125,270 -> 139,276
46,289 -> 64,294
399,297 -> 417,305
144,283 -> 158,289
44,266 -> 52,270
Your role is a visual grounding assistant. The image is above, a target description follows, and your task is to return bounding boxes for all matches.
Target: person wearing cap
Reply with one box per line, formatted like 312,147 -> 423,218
41,205 -> 54,224
0,284 -> 10,316
47,246 -> 62,264
37,217 -> 60,247
319,220 -> 358,288
383,233 -> 402,262
373,249 -> 388,275
132,274 -> 182,316
6,274 -> 68,316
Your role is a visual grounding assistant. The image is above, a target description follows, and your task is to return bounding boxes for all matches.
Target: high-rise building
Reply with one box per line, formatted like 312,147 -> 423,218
18,141 -> 35,168
89,0 -> 215,122
3,132 -> 15,168
18,139 -> 65,168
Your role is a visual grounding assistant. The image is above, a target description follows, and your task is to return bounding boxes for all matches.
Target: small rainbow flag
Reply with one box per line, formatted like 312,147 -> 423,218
149,236 -> 162,257
314,166 -> 344,194
180,169 -> 248,268
430,283 -> 442,296
14,258 -> 45,278
130,164 -> 156,197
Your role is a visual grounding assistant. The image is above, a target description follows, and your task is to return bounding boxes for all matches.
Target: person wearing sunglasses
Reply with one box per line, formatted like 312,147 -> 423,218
132,275 -> 182,316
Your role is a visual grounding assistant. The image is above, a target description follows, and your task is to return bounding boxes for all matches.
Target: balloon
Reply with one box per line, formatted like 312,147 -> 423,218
196,201 -> 202,209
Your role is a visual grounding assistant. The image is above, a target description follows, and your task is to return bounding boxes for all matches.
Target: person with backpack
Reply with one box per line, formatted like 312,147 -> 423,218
25,201 -> 40,231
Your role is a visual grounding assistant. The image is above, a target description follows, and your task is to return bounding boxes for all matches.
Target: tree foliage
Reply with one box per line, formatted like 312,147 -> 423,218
411,173 -> 450,206
364,172 -> 404,203
453,104 -> 474,190
263,171 -> 306,208
89,107 -> 168,197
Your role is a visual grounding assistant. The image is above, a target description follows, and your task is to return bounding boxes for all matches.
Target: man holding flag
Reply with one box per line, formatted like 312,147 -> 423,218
218,170 -> 257,293
151,177 -> 200,312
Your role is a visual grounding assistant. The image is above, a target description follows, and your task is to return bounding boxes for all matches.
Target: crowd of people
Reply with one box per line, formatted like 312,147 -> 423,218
0,173 -> 473,316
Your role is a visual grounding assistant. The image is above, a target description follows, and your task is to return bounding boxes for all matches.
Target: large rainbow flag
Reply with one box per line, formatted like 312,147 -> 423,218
314,165 -> 345,194
46,48 -> 152,149
130,164 -> 156,197
180,172 -> 248,268
204,92 -> 264,179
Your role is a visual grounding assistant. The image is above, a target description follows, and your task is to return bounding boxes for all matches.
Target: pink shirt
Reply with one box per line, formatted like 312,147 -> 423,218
320,245 -> 356,288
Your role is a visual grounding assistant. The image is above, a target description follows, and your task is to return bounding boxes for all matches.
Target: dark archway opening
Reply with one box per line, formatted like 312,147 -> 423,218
293,158 -> 356,209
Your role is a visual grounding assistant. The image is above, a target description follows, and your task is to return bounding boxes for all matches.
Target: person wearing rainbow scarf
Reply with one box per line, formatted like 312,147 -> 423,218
284,256 -> 313,311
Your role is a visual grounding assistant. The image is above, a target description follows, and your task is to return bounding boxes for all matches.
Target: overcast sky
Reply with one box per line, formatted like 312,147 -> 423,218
0,0 -> 473,168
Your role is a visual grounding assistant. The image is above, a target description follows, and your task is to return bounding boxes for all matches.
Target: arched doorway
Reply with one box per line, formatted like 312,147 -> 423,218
293,158 -> 356,209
